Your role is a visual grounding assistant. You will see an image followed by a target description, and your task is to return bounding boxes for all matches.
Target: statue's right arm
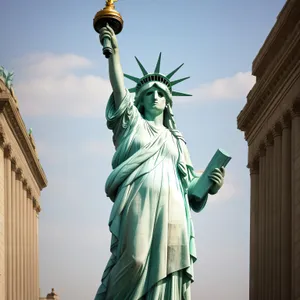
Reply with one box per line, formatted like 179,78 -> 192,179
99,24 -> 126,108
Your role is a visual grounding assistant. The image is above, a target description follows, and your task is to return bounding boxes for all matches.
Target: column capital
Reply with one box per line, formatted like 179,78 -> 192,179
11,157 -> 17,171
22,178 -> 28,189
33,198 -> 37,208
16,167 -> 23,181
248,158 -> 259,175
36,205 -> 41,214
32,198 -> 41,213
281,111 -> 292,129
0,122 -> 5,148
291,98 -> 300,118
265,131 -> 274,147
4,143 -> 12,159
26,187 -> 32,199
259,143 -> 266,157
0,131 -> 5,149
272,121 -> 282,138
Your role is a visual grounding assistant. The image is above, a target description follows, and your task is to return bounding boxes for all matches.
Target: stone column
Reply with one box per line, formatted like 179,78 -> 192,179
22,180 -> 28,300
4,145 -> 12,300
249,158 -> 259,300
16,168 -> 22,300
291,101 -> 300,300
281,112 -> 292,300
272,122 -> 282,299
36,208 -> 40,299
32,199 -> 35,300
0,136 -> 5,300
26,188 -> 31,300
11,159 -> 16,300
28,191 -> 33,300
33,200 -> 39,300
20,176 -> 25,299
258,144 -> 266,300
265,133 -> 274,299
33,201 -> 36,300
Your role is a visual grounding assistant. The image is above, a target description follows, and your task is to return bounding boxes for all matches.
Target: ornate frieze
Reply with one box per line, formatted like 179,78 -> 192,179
237,20 -> 300,136
0,81 -> 47,190
252,0 -> 300,78
248,97 -> 300,164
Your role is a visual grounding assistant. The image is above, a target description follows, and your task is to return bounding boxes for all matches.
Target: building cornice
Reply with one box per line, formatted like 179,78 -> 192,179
252,0 -> 300,78
0,80 -> 47,190
237,20 -> 300,139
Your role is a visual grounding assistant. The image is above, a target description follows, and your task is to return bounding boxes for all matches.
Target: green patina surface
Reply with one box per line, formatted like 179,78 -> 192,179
0,66 -> 14,90
94,24 -> 226,300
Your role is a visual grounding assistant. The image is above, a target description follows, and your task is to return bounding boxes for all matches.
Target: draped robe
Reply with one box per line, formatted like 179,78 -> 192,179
95,90 -> 208,300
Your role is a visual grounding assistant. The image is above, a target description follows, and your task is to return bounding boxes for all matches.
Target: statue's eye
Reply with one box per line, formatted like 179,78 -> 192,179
158,92 -> 164,97
146,91 -> 153,96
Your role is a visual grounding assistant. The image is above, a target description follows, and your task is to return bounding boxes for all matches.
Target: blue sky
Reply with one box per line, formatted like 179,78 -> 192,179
1,0 -> 285,299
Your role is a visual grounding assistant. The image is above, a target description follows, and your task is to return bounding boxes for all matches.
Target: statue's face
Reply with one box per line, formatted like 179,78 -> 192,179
142,86 -> 166,117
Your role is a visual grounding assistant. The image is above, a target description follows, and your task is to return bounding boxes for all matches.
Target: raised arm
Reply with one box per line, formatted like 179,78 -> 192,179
99,24 -> 126,108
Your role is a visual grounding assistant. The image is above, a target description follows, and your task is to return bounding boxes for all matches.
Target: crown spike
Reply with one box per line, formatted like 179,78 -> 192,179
166,63 -> 184,79
135,56 -> 148,76
154,52 -> 162,74
170,76 -> 190,87
124,73 -> 140,83
172,91 -> 192,97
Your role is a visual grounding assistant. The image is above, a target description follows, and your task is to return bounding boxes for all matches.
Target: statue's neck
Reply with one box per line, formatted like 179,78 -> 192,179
144,112 -> 164,128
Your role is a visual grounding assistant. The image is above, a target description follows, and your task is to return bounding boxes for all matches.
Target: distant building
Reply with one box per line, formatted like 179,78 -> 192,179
0,69 -> 58,299
237,0 -> 300,299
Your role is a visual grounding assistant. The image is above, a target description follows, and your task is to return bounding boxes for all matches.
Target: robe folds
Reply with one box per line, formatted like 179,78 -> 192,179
95,90 -> 208,300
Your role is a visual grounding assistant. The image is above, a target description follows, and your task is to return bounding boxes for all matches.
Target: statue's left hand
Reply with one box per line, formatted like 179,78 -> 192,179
208,167 -> 225,195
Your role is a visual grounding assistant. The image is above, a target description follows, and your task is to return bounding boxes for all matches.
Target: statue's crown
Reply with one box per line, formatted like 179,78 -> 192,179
124,53 -> 192,97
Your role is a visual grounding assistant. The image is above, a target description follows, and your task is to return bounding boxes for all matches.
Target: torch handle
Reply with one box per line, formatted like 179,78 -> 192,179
102,35 -> 113,59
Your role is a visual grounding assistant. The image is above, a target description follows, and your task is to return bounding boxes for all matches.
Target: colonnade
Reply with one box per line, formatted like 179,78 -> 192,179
3,144 -> 40,300
249,100 -> 300,300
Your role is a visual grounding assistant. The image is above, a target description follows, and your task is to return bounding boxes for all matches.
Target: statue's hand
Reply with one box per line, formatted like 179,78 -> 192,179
99,24 -> 118,50
208,167 -> 225,195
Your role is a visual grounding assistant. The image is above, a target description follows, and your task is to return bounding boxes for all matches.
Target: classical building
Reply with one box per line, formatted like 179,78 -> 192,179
0,69 -> 48,299
237,0 -> 300,299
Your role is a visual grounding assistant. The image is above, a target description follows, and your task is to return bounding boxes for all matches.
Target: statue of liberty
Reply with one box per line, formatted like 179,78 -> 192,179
94,23 -> 226,300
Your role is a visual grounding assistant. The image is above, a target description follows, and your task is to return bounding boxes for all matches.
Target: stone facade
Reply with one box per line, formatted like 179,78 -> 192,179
0,76 -> 47,299
237,0 -> 300,299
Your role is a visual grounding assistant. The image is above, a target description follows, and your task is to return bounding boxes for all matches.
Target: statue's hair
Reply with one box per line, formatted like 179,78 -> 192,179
134,82 -> 185,142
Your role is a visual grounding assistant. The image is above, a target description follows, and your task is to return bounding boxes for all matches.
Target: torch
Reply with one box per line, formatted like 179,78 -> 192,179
93,0 -> 124,58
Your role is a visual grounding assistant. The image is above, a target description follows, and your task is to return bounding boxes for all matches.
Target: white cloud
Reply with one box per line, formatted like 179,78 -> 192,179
15,52 -> 92,77
13,53 -> 111,117
187,71 -> 255,102
13,53 -> 255,116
